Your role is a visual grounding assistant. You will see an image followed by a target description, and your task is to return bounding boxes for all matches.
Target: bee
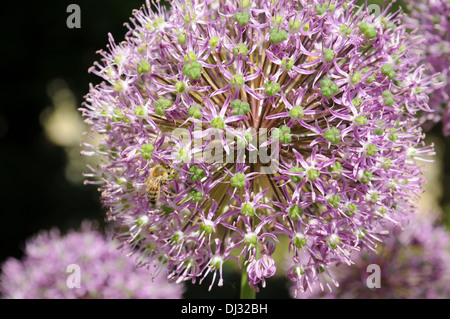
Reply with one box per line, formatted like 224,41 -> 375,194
145,163 -> 173,207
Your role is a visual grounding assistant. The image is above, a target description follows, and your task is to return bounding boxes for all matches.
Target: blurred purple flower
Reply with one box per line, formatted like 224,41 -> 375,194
405,0 -> 450,135
81,0 -> 434,293
0,223 -> 184,299
292,213 -> 450,298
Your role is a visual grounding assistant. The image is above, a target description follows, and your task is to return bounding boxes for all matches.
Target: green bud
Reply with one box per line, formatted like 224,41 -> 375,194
308,169 -> 320,181
363,68 -> 376,82
137,60 -> 151,75
294,266 -> 306,276
233,43 -> 248,56
184,51 -> 197,63
178,33 -> 186,45
289,205 -> 304,220
385,97 -> 394,106
324,127 -> 341,144
209,36 -> 219,48
323,48 -> 335,62
329,235 -> 341,249
357,229 -> 367,239
320,78 -> 338,97
294,234 -> 307,248
382,90 -> 393,98
142,152 -> 152,160
230,172 -> 246,188
184,12 -> 195,24
304,22 -> 310,31
383,158 -> 391,168
272,125 -> 291,144
359,22 -> 377,39
153,17 -> 163,27
245,233 -> 258,246
374,128 -> 384,135
234,11 -> 251,26
210,116 -> 225,129
155,106 -> 165,116
290,20 -> 301,31
322,87 -> 332,98
352,72 -> 362,83
141,143 -> 155,153
320,78 -> 333,88
265,81 -> 281,97
134,105 -> 144,116
389,133 -> 398,141
175,81 -> 185,93
366,144 -> 378,156
352,98 -> 363,107
290,105 -> 304,119
183,61 -> 202,79
237,131 -> 253,148
354,115 -> 368,125
177,147 -> 190,163
282,57 -> 294,70
387,71 -> 397,80
241,202 -> 255,217
230,74 -> 244,87
386,23 -> 396,29
326,2 -> 335,12
361,170 -> 372,184
316,4 -> 326,15
272,15 -> 284,25
188,104 -> 202,119
231,99 -> 250,115
328,195 -> 340,208
170,233 -> 182,244
155,98 -> 173,112
289,167 -> 304,183
381,64 -> 393,76
112,108 -> 128,122
330,83 -> 339,94
328,161 -> 342,178
189,165 -> 205,182
199,222 -> 213,234
269,28 -> 288,45
188,189 -> 203,202
339,24 -> 351,35
382,90 -> 394,106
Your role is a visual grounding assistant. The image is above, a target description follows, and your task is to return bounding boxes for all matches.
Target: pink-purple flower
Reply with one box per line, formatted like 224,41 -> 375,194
0,223 -> 184,299
292,213 -> 450,299
405,0 -> 450,135
81,0 -> 434,293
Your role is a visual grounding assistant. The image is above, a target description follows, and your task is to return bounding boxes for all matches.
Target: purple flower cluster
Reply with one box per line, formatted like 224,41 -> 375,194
293,213 -> 450,299
81,0 -> 434,293
0,224 -> 184,299
406,0 -> 450,135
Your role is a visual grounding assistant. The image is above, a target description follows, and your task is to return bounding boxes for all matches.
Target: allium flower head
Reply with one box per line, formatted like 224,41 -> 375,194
0,224 -> 184,299
406,0 -> 450,135
293,214 -> 450,299
81,0 -> 434,293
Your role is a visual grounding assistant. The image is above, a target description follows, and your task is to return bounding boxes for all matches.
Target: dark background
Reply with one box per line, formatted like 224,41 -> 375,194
0,0 -> 448,299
